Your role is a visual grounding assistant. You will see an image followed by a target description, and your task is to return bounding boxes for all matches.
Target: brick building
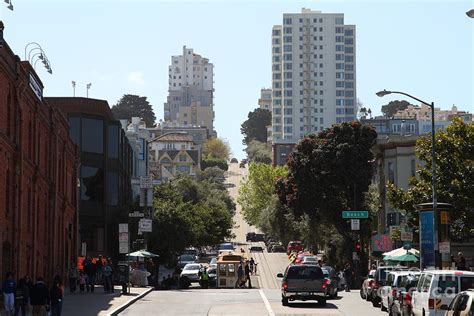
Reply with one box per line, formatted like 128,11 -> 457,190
0,33 -> 79,280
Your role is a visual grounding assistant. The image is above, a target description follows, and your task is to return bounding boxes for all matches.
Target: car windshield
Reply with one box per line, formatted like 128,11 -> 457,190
180,255 -> 195,261
210,257 -> 217,264
303,257 -> 316,262
184,264 -> 200,270
208,268 -> 216,274
287,266 -> 323,279
218,243 -> 233,250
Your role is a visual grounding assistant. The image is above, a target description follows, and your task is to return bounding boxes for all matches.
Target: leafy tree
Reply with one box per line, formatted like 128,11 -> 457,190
275,121 -> 377,264
111,94 -> 156,127
201,158 -> 228,171
197,166 -> 225,183
387,118 -> 474,240
203,138 -> 231,161
246,140 -> 272,164
241,108 -> 271,145
381,100 -> 411,118
238,163 -> 287,226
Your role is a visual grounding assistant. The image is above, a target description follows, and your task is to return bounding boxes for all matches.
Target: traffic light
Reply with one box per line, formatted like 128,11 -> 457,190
355,241 -> 361,252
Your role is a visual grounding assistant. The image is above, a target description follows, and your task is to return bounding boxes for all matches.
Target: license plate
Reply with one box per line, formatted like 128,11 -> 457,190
299,292 -> 310,296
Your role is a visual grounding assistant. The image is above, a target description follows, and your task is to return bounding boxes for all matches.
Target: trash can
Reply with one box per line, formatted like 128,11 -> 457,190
117,263 -> 129,294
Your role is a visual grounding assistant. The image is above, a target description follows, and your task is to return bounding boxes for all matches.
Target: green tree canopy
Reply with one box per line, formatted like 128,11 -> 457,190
246,140 -> 272,164
201,158 -> 228,171
387,118 -> 474,240
381,100 -> 411,118
237,162 -> 287,226
241,108 -> 271,145
203,138 -> 231,161
111,94 -> 156,127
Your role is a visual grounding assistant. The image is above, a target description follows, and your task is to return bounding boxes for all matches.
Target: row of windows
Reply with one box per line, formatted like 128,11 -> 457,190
272,126 -> 294,133
284,17 -> 325,24
336,108 -> 355,114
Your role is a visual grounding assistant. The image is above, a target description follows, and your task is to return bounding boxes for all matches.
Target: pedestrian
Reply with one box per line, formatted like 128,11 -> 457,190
78,272 -> 86,294
457,252 -> 467,271
317,259 -> 323,267
14,278 -> 29,316
244,261 -> 252,289
249,258 -> 255,274
200,267 -> 209,289
49,276 -> 63,316
343,263 -> 354,292
30,277 -> 49,316
68,263 -> 78,294
2,272 -> 16,316
96,255 -> 103,285
235,262 -> 244,288
83,257 -> 96,293
103,260 -> 113,293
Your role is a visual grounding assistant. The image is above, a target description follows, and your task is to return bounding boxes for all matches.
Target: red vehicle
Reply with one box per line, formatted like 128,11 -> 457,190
287,241 -> 304,255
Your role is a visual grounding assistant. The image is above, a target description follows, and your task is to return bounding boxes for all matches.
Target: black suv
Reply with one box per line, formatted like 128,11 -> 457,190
277,264 -> 328,306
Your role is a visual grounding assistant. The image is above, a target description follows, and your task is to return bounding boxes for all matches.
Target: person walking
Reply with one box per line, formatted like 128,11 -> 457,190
200,267 -> 209,289
103,260 -> 113,293
83,257 -> 96,293
244,261 -> 252,289
68,263 -> 78,294
457,252 -> 467,270
2,272 -> 16,316
96,256 -> 103,285
249,258 -> 255,275
343,263 -> 354,292
14,278 -> 29,316
78,272 -> 86,294
235,262 -> 244,288
30,277 -> 49,316
49,276 -> 63,316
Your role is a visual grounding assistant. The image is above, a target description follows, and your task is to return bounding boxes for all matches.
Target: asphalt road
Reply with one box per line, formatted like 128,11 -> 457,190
120,162 -> 385,315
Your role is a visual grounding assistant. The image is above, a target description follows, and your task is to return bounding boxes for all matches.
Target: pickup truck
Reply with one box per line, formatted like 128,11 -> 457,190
277,264 -> 329,306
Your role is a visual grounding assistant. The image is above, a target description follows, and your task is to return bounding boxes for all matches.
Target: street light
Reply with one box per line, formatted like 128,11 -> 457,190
376,89 -> 438,268
86,83 -> 92,98
24,42 -> 53,75
4,0 -> 13,11
72,81 -> 76,97
466,9 -> 474,18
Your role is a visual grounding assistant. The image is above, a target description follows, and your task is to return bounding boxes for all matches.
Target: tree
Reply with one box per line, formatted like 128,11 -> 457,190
201,158 -> 228,171
203,138 -> 231,161
275,121 -> 377,264
111,94 -> 156,127
246,140 -> 272,164
387,118 -> 474,240
197,166 -> 225,183
238,163 -> 287,226
241,108 -> 271,145
381,100 -> 411,118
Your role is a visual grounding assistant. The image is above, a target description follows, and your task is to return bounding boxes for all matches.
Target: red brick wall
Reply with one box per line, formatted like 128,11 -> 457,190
0,42 -> 79,282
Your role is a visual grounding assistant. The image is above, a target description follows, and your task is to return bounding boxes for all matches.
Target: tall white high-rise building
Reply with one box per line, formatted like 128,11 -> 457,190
271,8 -> 356,144
164,46 -> 216,137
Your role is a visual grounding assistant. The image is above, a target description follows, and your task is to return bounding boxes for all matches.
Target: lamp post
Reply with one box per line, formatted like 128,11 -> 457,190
376,89 -> 438,269
24,42 -> 53,75
72,81 -> 76,97
86,83 -> 92,98
466,9 -> 474,18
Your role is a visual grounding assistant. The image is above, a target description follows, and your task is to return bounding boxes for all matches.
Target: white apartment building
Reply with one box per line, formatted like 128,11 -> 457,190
259,88 -> 272,111
271,8 -> 357,143
164,46 -> 216,137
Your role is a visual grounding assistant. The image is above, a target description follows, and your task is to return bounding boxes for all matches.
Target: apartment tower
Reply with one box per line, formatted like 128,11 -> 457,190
164,46 -> 215,137
271,8 -> 356,144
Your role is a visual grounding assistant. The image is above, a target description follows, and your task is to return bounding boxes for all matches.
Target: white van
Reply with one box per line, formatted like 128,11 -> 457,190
411,270 -> 474,316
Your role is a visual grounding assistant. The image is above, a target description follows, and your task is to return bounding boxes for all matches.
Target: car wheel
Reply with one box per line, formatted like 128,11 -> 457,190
332,290 -> 338,299
372,297 -> 379,307
318,298 -> 327,306
360,288 -> 366,299
282,296 -> 289,306
381,302 -> 387,312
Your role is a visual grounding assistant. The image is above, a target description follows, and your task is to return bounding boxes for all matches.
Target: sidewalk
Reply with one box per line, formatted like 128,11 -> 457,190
62,285 -> 152,316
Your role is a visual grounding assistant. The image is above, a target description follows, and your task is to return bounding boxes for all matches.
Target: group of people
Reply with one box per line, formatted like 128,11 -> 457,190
235,259 -> 255,289
68,256 -> 115,294
1,272 -> 63,316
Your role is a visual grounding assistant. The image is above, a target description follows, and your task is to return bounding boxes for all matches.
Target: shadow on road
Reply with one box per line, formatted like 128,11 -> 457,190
286,302 -> 338,309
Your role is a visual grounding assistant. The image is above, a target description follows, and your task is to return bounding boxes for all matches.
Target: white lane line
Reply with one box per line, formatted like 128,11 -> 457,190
259,289 -> 275,316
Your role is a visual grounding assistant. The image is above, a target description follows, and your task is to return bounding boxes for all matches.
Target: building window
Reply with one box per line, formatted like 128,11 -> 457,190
106,171 -> 118,206
81,166 -> 104,201
108,125 -> 119,159
283,18 -> 292,25
388,162 -> 395,183
179,154 -> 187,162
284,27 -> 292,34
345,29 -> 354,36
81,117 -> 104,154
69,117 -> 81,146
335,17 -> 344,25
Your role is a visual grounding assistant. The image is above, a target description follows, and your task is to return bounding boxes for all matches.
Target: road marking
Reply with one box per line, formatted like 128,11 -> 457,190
259,289 -> 275,316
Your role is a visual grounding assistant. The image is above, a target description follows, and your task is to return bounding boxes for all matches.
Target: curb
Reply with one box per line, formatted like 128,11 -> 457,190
108,287 -> 154,315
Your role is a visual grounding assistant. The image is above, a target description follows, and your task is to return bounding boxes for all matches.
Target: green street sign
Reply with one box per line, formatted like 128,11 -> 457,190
342,211 -> 369,219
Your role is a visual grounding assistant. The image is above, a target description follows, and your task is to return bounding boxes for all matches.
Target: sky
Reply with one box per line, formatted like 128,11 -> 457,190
1,0 -> 473,159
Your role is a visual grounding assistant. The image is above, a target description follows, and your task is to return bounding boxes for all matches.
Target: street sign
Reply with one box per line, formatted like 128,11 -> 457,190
342,211 -> 369,219
119,223 -> 128,233
119,232 -> 129,242
140,175 -> 154,189
401,226 -> 413,241
351,219 -> 360,231
119,243 -> 129,254
129,211 -> 145,218
139,219 -> 152,232
439,241 -> 451,254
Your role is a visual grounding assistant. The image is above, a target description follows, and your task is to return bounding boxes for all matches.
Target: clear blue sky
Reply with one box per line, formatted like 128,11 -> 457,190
2,0 -> 473,159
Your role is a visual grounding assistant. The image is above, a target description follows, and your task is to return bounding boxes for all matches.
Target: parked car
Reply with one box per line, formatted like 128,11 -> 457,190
271,245 -> 286,253
249,246 -> 264,252
391,273 -> 420,316
371,266 -> 409,307
277,264 -> 328,306
360,269 -> 376,300
253,233 -> 265,242
287,241 -> 304,255
180,263 -> 203,283
381,271 -> 419,313
230,158 -> 238,163
444,290 -> 474,316
246,232 -> 256,242
208,267 -> 217,287
411,270 -> 474,316
301,256 -> 318,265
322,267 -> 339,299
177,254 -> 198,269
